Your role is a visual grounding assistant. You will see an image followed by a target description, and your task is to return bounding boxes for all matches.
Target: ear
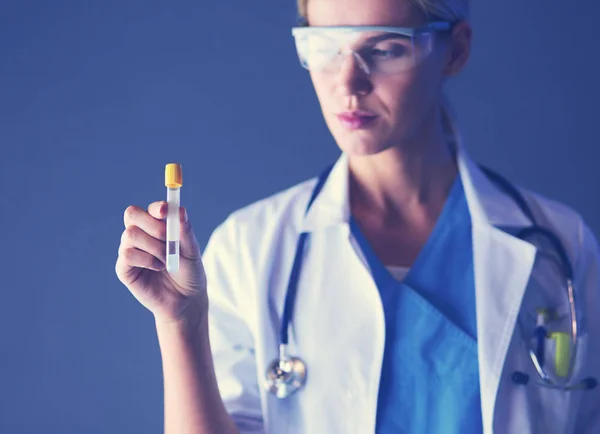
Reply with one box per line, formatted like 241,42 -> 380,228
443,21 -> 472,77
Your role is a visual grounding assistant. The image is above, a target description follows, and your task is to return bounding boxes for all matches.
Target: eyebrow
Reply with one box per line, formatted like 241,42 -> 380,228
363,33 -> 411,44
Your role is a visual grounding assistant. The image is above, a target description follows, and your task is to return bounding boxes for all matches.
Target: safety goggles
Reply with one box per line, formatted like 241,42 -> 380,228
291,22 -> 452,75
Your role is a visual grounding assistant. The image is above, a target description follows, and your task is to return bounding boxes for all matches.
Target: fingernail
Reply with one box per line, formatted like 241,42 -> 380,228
184,208 -> 189,223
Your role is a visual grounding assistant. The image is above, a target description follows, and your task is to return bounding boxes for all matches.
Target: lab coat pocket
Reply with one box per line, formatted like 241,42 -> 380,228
523,333 -> 590,432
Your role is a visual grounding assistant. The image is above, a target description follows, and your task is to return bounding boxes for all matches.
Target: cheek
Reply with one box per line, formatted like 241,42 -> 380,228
311,74 -> 334,111
378,67 -> 441,124
310,75 -> 340,126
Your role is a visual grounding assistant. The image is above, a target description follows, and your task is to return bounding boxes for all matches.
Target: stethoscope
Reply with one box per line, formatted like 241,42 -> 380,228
264,163 -> 597,399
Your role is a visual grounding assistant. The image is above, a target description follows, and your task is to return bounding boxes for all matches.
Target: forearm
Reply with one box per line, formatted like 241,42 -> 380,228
156,316 -> 238,434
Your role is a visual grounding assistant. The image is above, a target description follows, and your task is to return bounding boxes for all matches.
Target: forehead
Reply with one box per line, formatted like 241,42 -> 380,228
306,0 -> 426,27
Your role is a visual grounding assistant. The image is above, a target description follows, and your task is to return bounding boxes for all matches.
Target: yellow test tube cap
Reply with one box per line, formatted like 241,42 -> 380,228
165,163 -> 183,188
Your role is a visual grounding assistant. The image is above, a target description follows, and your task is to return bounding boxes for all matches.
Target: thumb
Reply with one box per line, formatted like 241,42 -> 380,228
179,207 -> 201,260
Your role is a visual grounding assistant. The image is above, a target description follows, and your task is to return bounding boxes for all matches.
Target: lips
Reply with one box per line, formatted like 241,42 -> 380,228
336,111 -> 378,130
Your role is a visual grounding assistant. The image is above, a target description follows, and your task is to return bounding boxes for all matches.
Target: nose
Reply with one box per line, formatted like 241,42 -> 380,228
335,51 -> 373,97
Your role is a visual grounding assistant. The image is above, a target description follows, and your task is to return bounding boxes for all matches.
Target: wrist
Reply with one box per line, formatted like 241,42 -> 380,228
154,300 -> 209,338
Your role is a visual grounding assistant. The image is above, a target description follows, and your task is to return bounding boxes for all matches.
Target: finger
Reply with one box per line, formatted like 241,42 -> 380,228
117,247 -> 165,273
178,207 -> 202,260
124,205 -> 166,242
120,226 -> 167,264
148,201 -> 167,220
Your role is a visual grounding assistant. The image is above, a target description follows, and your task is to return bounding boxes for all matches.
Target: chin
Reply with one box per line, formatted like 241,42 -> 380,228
333,131 -> 390,157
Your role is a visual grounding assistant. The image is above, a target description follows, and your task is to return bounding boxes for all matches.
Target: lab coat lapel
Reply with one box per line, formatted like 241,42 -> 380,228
294,154 -> 385,433
457,150 -> 537,433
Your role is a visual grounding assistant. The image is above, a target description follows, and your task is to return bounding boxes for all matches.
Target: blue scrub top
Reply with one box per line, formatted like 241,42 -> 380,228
350,177 -> 484,434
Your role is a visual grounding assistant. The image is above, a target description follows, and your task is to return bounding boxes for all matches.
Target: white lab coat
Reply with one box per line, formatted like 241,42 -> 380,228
202,146 -> 600,434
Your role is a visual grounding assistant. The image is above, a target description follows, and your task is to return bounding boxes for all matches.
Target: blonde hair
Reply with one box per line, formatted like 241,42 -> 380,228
296,0 -> 469,24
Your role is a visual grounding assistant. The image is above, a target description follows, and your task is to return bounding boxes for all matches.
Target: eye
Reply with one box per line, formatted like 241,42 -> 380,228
371,42 -> 410,58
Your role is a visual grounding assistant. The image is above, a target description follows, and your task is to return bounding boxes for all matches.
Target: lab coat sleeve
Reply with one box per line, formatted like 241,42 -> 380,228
573,220 -> 600,434
202,218 -> 265,434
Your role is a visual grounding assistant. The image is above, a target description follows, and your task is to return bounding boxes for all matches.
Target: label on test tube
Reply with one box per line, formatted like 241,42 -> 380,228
165,163 -> 182,273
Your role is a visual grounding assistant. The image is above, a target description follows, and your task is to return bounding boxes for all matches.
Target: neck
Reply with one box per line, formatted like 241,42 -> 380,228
348,117 -> 457,228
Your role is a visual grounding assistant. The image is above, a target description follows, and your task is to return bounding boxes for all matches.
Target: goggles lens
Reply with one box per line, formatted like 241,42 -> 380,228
292,25 -> 448,75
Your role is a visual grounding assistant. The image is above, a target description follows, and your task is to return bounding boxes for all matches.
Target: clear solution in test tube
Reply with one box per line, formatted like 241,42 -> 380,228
165,163 -> 183,273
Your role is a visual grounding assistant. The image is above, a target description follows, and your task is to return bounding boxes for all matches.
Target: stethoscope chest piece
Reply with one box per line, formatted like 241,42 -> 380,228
264,350 -> 307,399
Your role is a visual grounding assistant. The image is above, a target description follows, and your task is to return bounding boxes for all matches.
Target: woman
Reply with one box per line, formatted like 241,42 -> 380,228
115,0 -> 600,432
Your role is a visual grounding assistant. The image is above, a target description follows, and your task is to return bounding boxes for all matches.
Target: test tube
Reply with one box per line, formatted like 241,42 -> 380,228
165,163 -> 183,273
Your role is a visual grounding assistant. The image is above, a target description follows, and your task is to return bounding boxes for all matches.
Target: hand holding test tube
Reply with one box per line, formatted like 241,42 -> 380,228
165,163 -> 183,273
116,162 -> 208,325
